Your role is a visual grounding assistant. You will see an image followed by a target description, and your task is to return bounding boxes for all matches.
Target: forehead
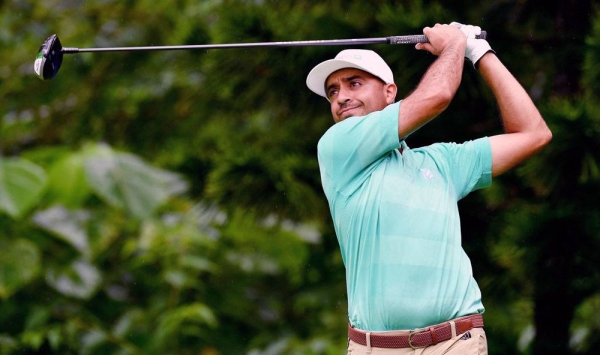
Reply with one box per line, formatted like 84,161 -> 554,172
325,68 -> 378,87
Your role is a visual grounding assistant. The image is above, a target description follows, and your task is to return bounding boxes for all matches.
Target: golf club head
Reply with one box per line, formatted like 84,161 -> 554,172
34,34 -> 63,80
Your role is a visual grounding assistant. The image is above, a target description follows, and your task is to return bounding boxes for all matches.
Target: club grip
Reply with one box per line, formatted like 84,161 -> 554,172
388,31 -> 487,44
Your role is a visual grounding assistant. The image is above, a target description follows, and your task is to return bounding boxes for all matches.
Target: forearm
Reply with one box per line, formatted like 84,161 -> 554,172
478,53 -> 546,133
479,52 -> 552,176
399,42 -> 465,138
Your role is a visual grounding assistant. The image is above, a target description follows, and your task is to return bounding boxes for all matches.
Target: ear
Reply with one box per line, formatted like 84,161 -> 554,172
384,83 -> 398,104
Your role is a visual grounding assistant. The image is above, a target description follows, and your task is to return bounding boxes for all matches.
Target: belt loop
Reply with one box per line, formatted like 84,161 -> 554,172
449,321 -> 457,338
366,332 -> 372,355
429,327 -> 438,345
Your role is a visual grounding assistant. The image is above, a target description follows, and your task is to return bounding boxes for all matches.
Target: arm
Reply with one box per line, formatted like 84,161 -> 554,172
478,53 -> 552,176
398,24 -> 467,139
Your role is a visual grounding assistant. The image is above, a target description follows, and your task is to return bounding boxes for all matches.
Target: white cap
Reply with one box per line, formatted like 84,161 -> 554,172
306,49 -> 394,98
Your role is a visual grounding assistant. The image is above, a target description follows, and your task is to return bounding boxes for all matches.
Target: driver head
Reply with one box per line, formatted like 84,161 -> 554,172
34,34 -> 63,80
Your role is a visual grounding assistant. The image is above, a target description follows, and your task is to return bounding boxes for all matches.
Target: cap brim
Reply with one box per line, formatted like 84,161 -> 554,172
306,59 -> 370,98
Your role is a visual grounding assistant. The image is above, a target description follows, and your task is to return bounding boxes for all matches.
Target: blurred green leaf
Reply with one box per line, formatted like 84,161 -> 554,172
0,334 -> 18,354
0,239 -> 41,299
0,157 -> 47,219
45,259 -> 101,299
81,143 -> 188,219
47,152 -> 92,208
32,205 -> 91,255
154,303 -> 217,349
20,330 -> 45,351
0,1 -> 599,354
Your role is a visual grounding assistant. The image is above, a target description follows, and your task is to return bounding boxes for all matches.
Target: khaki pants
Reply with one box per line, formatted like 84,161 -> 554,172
347,327 -> 487,355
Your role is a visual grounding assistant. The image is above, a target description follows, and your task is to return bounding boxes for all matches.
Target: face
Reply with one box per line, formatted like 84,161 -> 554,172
325,68 -> 397,123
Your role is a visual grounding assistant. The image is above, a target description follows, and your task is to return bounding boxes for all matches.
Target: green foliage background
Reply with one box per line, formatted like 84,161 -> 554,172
1,0 -> 599,354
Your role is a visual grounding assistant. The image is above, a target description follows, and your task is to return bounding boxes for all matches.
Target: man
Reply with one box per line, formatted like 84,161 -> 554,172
305,23 -> 552,354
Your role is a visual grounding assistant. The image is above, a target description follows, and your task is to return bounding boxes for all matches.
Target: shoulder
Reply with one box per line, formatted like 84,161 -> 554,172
319,102 -> 401,144
414,138 -> 491,157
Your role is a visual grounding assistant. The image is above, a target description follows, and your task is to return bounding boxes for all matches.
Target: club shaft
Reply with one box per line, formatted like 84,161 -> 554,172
62,37 -> 391,53
61,32 -> 487,54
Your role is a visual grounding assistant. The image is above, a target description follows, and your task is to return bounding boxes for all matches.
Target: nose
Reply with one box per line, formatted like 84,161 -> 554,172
336,86 -> 351,105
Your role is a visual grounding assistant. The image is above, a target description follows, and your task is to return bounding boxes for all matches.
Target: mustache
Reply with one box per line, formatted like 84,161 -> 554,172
338,102 -> 360,115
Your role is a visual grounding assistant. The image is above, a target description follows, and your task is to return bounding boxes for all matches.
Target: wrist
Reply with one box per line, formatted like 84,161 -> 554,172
474,50 -> 495,69
466,39 -> 494,67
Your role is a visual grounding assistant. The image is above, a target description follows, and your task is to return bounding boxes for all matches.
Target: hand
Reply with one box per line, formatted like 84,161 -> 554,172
450,22 -> 494,66
416,23 -> 466,57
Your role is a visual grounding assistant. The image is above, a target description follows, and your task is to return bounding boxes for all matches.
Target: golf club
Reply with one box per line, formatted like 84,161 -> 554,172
34,32 -> 487,80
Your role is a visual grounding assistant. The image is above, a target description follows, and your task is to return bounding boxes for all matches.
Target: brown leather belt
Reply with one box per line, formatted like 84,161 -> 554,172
348,314 -> 484,349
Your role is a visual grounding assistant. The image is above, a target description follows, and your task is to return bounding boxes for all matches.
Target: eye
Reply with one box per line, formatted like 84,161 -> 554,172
350,80 -> 361,87
327,88 -> 339,99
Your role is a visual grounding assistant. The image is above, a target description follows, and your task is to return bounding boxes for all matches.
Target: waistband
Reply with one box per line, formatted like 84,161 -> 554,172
348,313 -> 484,349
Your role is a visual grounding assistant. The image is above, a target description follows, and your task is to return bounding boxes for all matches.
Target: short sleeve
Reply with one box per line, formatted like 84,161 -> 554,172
317,102 -> 401,196
442,137 -> 493,199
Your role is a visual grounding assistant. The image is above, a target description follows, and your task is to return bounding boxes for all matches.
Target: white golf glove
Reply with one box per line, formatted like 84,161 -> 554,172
451,22 -> 494,66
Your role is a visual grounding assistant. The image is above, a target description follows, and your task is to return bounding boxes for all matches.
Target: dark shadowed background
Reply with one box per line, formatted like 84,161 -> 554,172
1,1 -> 599,354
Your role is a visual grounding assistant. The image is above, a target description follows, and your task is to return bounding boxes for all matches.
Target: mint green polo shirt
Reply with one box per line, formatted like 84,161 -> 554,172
317,101 -> 492,331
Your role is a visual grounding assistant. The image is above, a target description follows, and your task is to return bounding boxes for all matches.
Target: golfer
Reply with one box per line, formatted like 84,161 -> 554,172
306,22 -> 551,354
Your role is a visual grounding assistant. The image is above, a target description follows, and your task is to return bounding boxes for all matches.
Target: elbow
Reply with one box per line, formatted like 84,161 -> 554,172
432,87 -> 455,113
527,123 -> 552,156
439,86 -> 455,107
539,122 -> 553,148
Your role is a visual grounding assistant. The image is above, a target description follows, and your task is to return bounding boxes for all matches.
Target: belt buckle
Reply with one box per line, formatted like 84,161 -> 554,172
408,329 -> 426,350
